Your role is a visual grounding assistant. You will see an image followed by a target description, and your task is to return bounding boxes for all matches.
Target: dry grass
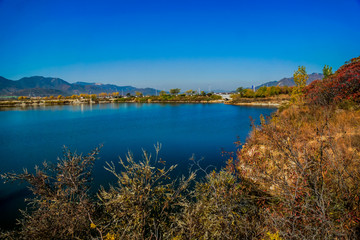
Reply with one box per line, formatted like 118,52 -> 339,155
236,105 -> 360,239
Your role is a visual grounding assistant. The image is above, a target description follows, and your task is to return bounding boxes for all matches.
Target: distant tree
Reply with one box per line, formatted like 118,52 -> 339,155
49,95 -> 54,100
236,87 -> 246,97
323,65 -> 333,79
135,91 -> 143,97
159,91 -> 167,96
291,66 -> 308,103
99,92 -> 108,98
126,93 -> 131,97
268,86 -> 280,96
243,89 -> 255,98
169,88 -> 181,95
280,86 -> 291,95
57,95 -> 63,99
185,89 -> 196,96
200,91 -> 206,96
255,86 -> 267,98
112,92 -> 119,97
71,95 -> 78,99
90,94 -> 97,100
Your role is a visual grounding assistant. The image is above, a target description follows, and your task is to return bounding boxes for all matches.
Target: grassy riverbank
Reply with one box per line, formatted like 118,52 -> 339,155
0,94 -> 224,108
226,94 -> 290,107
0,94 -> 288,108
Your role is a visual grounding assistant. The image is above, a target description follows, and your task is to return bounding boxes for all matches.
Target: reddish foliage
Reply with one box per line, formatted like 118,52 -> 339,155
305,56 -> 360,105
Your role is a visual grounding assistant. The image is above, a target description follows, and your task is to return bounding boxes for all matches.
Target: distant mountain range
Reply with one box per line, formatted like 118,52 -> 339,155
0,76 -> 158,96
0,73 -> 325,97
256,73 -> 323,89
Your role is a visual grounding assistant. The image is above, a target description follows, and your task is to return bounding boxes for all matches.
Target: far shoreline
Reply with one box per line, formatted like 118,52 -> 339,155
0,98 -> 284,109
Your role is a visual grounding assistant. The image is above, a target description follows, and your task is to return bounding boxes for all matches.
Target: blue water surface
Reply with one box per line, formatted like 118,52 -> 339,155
0,103 -> 276,229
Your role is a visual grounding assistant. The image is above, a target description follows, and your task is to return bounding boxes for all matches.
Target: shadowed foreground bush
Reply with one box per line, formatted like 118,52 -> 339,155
1,144 -> 271,239
97,145 -> 196,239
0,147 -> 101,239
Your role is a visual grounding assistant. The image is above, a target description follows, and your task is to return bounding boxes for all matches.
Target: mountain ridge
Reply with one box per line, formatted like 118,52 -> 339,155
0,76 -> 158,96
256,73 -> 323,89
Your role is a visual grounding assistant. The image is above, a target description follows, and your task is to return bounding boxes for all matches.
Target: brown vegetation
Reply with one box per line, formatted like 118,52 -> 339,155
236,105 -> 360,239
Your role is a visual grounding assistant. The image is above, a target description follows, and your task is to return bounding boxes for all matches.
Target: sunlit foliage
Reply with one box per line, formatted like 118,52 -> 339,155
291,66 -> 308,104
306,56 -> 360,105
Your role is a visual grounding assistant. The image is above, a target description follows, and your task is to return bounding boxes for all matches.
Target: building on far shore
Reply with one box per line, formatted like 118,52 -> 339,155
215,93 -> 232,101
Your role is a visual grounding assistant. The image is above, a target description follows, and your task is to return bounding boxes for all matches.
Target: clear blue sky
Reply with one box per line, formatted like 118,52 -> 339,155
0,0 -> 359,90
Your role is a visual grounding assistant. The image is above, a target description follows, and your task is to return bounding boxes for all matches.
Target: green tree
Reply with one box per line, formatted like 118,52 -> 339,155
236,87 -> 246,97
135,91 -> 143,97
185,89 -> 196,96
291,66 -> 308,104
243,89 -> 255,98
90,94 -> 97,100
323,65 -> 333,79
169,88 -> 181,95
159,90 -> 167,96
255,86 -> 267,98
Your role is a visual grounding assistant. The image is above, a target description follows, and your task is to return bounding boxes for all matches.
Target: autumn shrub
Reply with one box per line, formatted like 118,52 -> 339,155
1,144 -> 271,240
175,168 -> 268,240
17,96 -> 29,100
236,105 -> 360,239
96,144 -> 195,239
0,146 -> 101,240
305,56 -> 360,105
231,87 -> 291,103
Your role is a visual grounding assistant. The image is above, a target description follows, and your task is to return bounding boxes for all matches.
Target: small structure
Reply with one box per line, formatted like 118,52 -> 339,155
215,93 -> 232,101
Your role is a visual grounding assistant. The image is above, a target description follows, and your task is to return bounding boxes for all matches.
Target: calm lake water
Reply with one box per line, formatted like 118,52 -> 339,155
0,103 -> 276,229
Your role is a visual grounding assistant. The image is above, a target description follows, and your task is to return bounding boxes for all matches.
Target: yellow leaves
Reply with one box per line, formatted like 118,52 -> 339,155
90,222 -> 96,229
172,235 -> 182,240
292,66 -> 309,104
260,114 -> 266,126
105,233 -> 116,240
262,231 -> 283,240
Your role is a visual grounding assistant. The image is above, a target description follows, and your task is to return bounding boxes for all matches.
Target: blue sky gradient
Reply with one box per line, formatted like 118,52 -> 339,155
0,0 -> 359,90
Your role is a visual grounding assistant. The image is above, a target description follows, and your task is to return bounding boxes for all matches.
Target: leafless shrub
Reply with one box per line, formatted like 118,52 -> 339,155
1,146 -> 101,240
